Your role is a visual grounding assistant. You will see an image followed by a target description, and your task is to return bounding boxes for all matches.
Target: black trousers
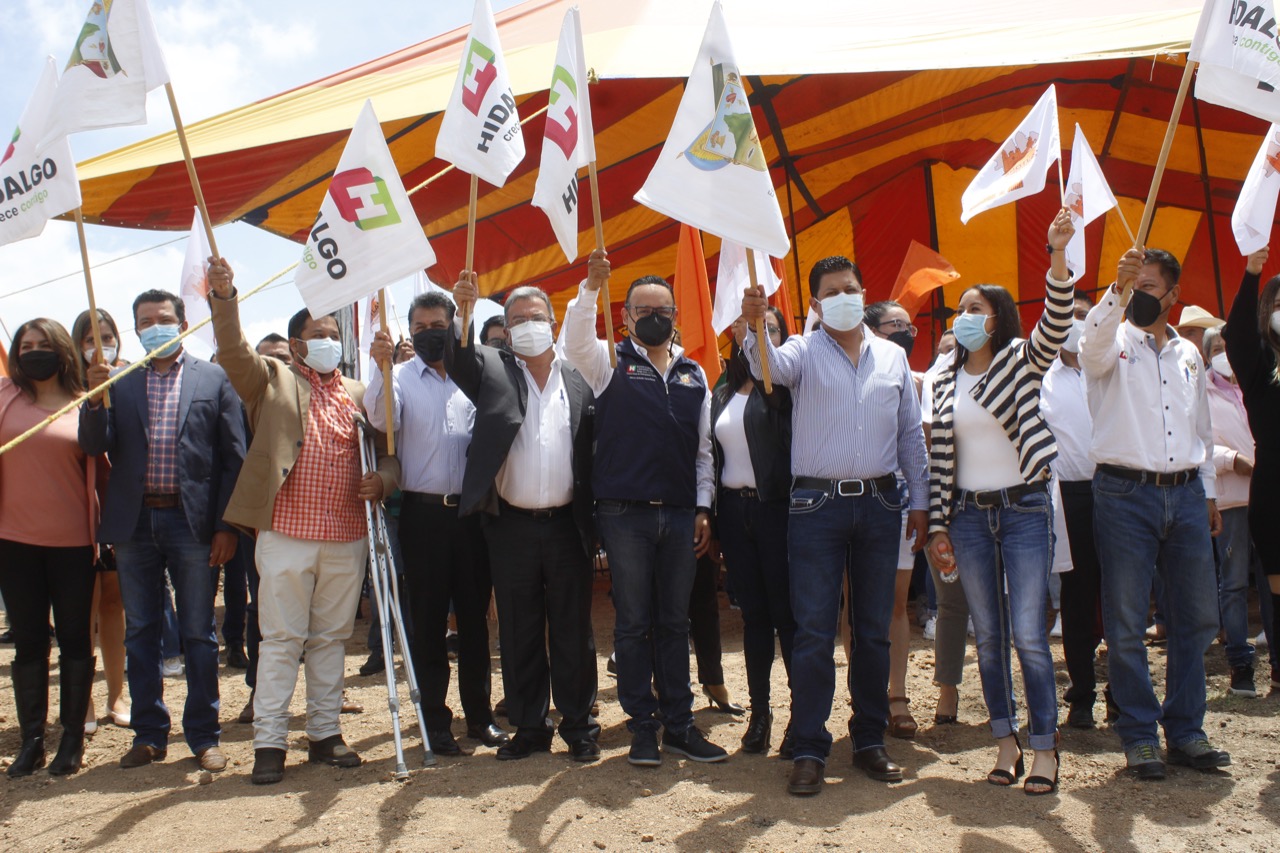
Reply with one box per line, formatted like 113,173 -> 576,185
689,554 -> 724,687
399,502 -> 494,731
0,539 -> 96,665
1058,481 -> 1105,705
485,510 -> 598,743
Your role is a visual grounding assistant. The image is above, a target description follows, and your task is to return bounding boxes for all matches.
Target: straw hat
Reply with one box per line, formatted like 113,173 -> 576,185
1175,304 -> 1224,330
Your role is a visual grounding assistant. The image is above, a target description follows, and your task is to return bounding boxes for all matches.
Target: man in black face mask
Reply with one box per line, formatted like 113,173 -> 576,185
366,291 -> 507,756
1078,247 -> 1227,781
563,249 -> 727,768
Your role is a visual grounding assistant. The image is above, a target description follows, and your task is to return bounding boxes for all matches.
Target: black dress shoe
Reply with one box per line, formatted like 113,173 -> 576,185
467,722 -> 510,747
496,732 -> 552,760
741,710 -> 772,754
428,729 -> 464,756
788,757 -> 824,795
569,739 -> 601,763
853,745 -> 903,782
1066,702 -> 1095,729
226,646 -> 249,669
358,652 -> 385,677
777,723 -> 794,760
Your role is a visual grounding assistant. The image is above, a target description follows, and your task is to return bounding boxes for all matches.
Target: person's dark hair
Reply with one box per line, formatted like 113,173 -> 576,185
132,289 -> 185,325
7,318 -> 84,400
257,332 -> 287,347
408,292 -> 456,327
625,275 -> 673,304
480,316 -> 507,341
864,300 -> 904,330
765,306 -> 790,344
951,284 -> 1023,372
287,308 -> 340,340
1260,274 -> 1280,385
71,308 -> 123,382
1143,249 -> 1181,289
806,256 -> 862,301
1072,289 -> 1094,307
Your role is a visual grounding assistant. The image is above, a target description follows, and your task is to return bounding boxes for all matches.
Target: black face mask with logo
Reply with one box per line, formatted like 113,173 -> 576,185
633,313 -> 674,347
1125,288 -> 1166,328
412,328 -> 449,363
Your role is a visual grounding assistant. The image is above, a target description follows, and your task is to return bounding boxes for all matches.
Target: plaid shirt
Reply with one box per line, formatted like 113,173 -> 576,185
270,364 -> 364,542
145,354 -> 185,494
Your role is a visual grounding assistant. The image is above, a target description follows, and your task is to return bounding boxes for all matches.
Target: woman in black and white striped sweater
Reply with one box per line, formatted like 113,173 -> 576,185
925,208 -> 1075,795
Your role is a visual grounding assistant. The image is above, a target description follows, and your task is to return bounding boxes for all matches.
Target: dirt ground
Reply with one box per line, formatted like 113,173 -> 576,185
0,576 -> 1277,853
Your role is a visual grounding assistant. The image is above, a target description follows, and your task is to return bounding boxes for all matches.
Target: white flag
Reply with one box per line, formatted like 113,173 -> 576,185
178,207 -> 215,351
41,0 -> 170,147
961,85 -> 1061,224
1190,0 -> 1280,123
634,1 -> 789,258
532,7 -> 595,262
357,288 -> 401,378
435,0 -> 526,188
0,57 -> 82,247
711,241 -> 780,335
1062,124 -> 1118,279
295,100 -> 437,317
1233,125 -> 1280,255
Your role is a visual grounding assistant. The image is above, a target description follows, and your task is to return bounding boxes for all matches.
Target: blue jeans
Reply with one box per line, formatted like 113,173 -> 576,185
1216,507 -> 1257,669
787,484 -> 902,761
949,489 -> 1058,751
1093,472 -> 1218,750
596,502 -> 696,734
113,508 -> 221,753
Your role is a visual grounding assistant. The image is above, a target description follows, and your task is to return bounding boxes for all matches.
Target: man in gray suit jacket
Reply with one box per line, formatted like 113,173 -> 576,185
81,288 -> 246,773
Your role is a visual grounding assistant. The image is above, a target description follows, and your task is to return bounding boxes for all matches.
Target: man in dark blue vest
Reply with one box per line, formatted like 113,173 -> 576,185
563,249 -> 727,767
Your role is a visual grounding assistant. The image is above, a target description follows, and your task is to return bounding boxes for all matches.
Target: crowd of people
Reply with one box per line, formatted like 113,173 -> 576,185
0,206 -> 1276,797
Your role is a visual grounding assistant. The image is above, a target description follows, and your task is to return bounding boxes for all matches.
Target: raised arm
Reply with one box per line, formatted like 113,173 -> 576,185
1224,247 -> 1268,392
562,250 -> 616,397
1025,209 -> 1077,374
1080,249 -> 1143,378
207,258 -> 272,407
442,270 -> 486,402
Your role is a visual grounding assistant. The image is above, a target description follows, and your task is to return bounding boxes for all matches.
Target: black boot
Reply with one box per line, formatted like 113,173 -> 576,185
8,659 -> 49,778
49,656 -> 95,776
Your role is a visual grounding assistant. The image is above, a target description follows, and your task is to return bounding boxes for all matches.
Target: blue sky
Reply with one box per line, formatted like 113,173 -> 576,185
0,0 -> 523,359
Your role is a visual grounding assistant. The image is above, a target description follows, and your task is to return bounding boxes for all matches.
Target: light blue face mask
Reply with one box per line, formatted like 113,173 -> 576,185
138,323 -> 182,358
952,313 -> 992,351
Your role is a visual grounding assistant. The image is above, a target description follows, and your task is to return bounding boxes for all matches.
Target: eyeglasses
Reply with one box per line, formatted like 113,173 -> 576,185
506,313 -> 551,328
765,325 -> 782,336
627,305 -> 676,320
876,320 -> 918,337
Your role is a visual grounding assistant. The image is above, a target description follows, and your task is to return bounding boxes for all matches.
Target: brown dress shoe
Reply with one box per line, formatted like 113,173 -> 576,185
788,758 -> 825,795
120,743 -> 166,768
854,745 -> 903,782
197,745 -> 228,772
340,692 -> 364,714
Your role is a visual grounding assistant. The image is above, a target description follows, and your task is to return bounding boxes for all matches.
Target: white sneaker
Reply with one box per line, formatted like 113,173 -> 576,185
162,656 -> 184,677
923,616 -> 937,641
1255,630 -> 1268,647
966,617 -> 975,637
1050,612 -> 1063,638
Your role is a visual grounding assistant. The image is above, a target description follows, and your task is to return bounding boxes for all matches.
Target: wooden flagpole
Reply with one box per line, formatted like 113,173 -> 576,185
460,174 -> 478,348
377,288 -> 396,455
73,207 -> 110,409
745,251 -> 774,394
587,162 -> 617,368
164,82 -> 219,258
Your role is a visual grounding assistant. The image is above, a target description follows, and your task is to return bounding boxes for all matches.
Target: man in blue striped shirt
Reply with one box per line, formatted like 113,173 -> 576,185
743,257 -> 928,796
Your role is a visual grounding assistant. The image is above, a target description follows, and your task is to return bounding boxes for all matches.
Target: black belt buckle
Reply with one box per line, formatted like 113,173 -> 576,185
835,479 -> 865,498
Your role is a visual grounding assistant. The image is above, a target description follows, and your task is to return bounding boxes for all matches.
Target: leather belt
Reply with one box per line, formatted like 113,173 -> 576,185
792,475 -> 897,498
142,493 -> 180,509
402,491 -> 461,508
958,480 -> 1048,510
499,500 -> 572,520
720,487 -> 759,499
1098,464 -> 1198,487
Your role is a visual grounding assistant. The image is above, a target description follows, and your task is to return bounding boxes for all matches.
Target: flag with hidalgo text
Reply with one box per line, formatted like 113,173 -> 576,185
1062,124 -> 1118,280
0,57 -> 82,248
634,0 -> 789,258
1233,124 -> 1280,254
961,85 -> 1060,224
41,0 -> 170,147
532,6 -> 596,263
436,0 -> 526,188
1190,0 -> 1280,123
295,100 -> 436,317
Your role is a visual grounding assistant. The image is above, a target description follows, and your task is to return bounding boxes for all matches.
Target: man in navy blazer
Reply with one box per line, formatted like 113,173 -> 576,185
81,288 -> 246,773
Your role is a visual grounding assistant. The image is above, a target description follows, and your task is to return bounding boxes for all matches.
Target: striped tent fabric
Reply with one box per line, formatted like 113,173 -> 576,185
71,1 -> 1275,370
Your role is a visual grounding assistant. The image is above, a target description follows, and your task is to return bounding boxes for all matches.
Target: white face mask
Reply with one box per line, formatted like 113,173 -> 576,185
1211,352 -> 1234,379
82,345 -> 118,365
1063,318 -> 1086,353
300,338 -> 343,374
1271,310 -> 1280,336
819,292 -> 864,332
508,320 -> 554,358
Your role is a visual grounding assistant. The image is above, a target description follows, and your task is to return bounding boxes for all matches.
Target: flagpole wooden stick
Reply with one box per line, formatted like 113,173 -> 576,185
164,83 -> 219,258
588,161 -> 617,369
1057,158 -> 1066,205
460,173 -> 478,349
377,288 -> 396,456
73,207 -> 110,409
746,251 -> 774,394
1112,205 -> 1139,249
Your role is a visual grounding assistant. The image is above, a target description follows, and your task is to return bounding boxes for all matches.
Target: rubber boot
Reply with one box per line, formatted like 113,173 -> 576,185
7,659 -> 49,778
49,656 -> 95,776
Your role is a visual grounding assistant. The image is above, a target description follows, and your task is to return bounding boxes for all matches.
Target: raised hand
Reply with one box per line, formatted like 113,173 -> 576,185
585,248 -> 610,292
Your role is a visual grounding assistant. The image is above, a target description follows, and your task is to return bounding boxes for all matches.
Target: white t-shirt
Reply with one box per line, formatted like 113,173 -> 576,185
954,368 -> 1023,491
715,391 -> 757,490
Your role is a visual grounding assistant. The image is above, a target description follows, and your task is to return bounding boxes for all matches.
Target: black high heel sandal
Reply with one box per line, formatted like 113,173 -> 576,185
987,734 -> 1024,786
1025,749 -> 1060,796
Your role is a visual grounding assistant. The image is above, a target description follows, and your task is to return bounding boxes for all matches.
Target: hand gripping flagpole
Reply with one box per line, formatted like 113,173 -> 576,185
746,252 -> 774,394
73,207 -> 110,409
377,288 -> 397,456
587,161 -> 617,368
